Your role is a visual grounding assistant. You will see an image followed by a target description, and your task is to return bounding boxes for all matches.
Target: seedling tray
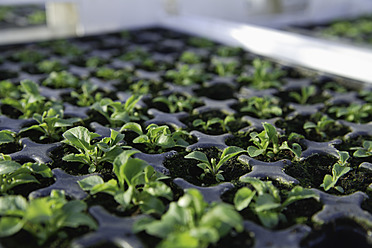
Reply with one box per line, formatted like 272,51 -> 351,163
0,27 -> 372,248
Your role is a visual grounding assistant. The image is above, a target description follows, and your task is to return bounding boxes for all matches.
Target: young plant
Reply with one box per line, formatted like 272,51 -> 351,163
184,146 -> 244,182
37,59 -> 64,73
78,150 -> 172,215
303,115 -> 335,139
234,177 -> 319,228
95,67 -> 126,80
1,80 -> 52,118
153,94 -> 200,113
240,96 -> 282,118
70,81 -> 103,107
192,116 -> 235,133
12,49 -> 45,63
133,188 -> 243,248
20,105 -> 81,141
211,57 -> 238,77
247,123 -> 302,160
238,58 -> 285,89
0,160 -> 52,194
352,140 -> 372,157
62,126 -> 127,172
328,103 -> 372,123
42,71 -> 80,89
0,190 -> 97,245
320,151 -> 351,193
50,40 -> 83,56
119,47 -> 150,62
188,37 -> 215,48
216,46 -> 242,57
165,64 -> 205,86
0,80 -> 19,99
0,130 -> 16,145
122,123 -> 189,152
179,51 -> 201,64
91,95 -> 144,127
289,85 -> 317,104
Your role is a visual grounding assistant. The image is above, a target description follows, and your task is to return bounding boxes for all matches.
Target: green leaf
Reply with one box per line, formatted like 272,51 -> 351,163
0,217 -> 24,237
0,195 -> 27,215
0,130 -> 15,145
353,149 -> 369,157
257,211 -> 279,229
158,232 -> 200,248
90,179 -> 118,195
217,146 -> 244,168
139,193 -> 165,215
247,146 -> 264,157
27,163 -> 53,178
333,163 -> 351,178
321,174 -> 334,191
282,186 -> 319,208
234,187 -> 256,211
263,122 -> 278,145
254,193 -> 281,212
0,160 -> 21,175
62,126 -> 100,152
121,122 -> 143,135
185,151 -> 210,165
78,175 -> 104,191
62,153 -> 89,164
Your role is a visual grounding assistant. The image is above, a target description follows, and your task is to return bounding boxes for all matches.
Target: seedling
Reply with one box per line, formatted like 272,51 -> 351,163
179,51 -> 201,64
122,123 -> 189,152
211,57 -> 238,77
96,67 -> 126,80
119,47 -> 150,62
238,58 -> 285,89
289,85 -> 317,105
153,94 -> 200,113
351,140 -> 372,157
184,146 -> 244,182
320,151 -> 351,193
42,71 -> 80,89
86,56 -> 106,68
192,116 -> 235,133
0,190 -> 97,245
91,95 -> 144,127
70,81 -> 103,107
50,40 -> 83,56
165,64 -> 205,86
240,96 -> 282,118
216,46 -> 242,57
303,115 -> 336,139
234,177 -> 319,228
62,126 -> 127,172
329,103 -> 372,123
0,160 -> 52,194
12,49 -> 45,63
188,37 -> 215,48
247,123 -> 302,160
133,188 -> 243,248
1,80 -> 52,118
0,80 -> 19,99
20,105 -> 80,141
37,59 -> 64,73
78,150 -> 172,215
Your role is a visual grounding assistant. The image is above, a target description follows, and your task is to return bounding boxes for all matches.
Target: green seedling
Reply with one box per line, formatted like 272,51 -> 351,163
37,59 -> 65,73
0,160 -> 52,194
1,80 -> 53,118
179,51 -> 201,64
289,85 -> 317,105
247,123 -> 302,160
70,81 -> 103,107
329,103 -> 372,123
153,94 -> 200,113
20,105 -> 80,141
351,140 -> 372,158
12,49 -> 45,63
211,57 -> 238,77
62,126 -> 127,172
96,67 -> 126,80
0,80 -> 19,99
216,46 -> 242,57
129,79 -> 151,95
85,56 -> 106,68
91,95 -> 144,127
192,116 -> 235,133
320,151 -> 351,193
122,123 -> 189,152
240,96 -> 282,118
185,146 -> 244,182
27,10 -> 46,25
133,188 -> 243,248
42,71 -> 80,89
0,190 -> 97,245
165,64 -> 205,86
79,150 -> 172,215
238,58 -> 285,89
50,40 -> 83,56
188,37 -> 215,48
234,177 -> 319,228
120,47 -> 150,62
303,115 -> 335,139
